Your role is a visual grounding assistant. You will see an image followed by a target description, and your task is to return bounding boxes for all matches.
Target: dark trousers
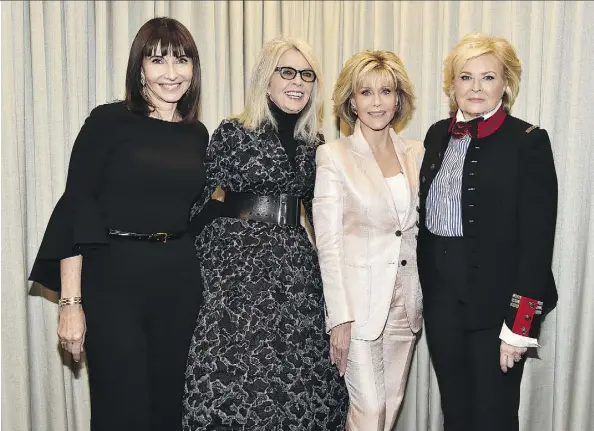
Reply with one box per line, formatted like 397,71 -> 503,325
83,238 -> 202,431
421,234 -> 525,431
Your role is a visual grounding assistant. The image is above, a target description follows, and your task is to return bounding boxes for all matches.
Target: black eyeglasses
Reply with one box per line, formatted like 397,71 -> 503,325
274,67 -> 317,83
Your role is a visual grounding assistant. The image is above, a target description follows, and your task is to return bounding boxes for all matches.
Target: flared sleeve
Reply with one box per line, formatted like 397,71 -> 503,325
29,105 -> 113,292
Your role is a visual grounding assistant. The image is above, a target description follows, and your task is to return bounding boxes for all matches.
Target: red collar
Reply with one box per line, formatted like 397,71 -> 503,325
448,106 -> 507,139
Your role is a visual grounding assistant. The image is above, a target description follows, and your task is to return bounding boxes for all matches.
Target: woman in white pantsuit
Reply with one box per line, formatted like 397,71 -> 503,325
313,50 -> 424,431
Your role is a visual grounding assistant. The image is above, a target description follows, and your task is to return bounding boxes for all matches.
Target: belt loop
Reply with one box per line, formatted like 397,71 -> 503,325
278,194 -> 288,225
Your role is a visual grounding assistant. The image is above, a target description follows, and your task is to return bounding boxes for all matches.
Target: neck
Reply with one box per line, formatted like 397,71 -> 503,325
461,112 -> 481,121
148,99 -> 179,122
268,98 -> 300,130
359,123 -> 392,152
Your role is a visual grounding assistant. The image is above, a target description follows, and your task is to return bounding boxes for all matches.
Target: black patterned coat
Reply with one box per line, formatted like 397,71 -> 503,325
182,118 -> 348,430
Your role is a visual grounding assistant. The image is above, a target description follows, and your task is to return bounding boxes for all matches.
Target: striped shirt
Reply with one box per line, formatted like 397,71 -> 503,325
426,102 -> 502,237
425,134 -> 471,236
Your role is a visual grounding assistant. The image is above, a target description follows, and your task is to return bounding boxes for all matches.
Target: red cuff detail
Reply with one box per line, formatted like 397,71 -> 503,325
510,294 -> 543,336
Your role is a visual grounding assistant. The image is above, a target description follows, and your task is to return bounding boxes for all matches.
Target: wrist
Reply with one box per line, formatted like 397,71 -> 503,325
59,296 -> 82,307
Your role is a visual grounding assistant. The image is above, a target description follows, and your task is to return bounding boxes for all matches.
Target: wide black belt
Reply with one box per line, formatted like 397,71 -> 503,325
221,191 -> 301,226
107,229 -> 185,243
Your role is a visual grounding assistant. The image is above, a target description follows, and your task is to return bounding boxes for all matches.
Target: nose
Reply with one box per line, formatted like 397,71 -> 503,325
289,71 -> 304,86
165,61 -> 178,81
373,92 -> 381,106
471,78 -> 482,93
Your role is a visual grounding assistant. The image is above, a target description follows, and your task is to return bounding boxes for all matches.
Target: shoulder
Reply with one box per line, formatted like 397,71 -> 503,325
427,118 -> 451,135
189,120 -> 209,139
502,114 -> 550,145
212,117 -> 245,136
503,114 -> 548,136
316,136 -> 351,164
88,101 -> 128,120
423,117 -> 451,145
318,136 -> 351,155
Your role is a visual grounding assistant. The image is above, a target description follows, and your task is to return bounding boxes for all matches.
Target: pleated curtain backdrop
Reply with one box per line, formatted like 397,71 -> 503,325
2,1 -> 593,430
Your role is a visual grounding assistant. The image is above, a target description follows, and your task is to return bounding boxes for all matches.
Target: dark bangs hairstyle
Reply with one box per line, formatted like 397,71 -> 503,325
125,17 -> 201,123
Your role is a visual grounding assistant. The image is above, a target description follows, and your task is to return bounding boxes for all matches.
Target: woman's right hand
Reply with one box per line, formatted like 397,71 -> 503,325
58,304 -> 86,362
330,322 -> 352,377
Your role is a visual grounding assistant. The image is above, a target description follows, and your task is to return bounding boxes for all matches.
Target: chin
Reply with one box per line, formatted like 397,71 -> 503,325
282,102 -> 306,113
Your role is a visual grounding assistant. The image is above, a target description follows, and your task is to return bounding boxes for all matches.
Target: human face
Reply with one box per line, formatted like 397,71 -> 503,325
453,53 -> 506,119
352,74 -> 398,133
141,45 -> 193,110
268,49 -> 315,114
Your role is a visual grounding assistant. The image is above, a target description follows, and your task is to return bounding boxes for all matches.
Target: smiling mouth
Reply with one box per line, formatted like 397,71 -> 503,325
285,91 -> 304,99
368,111 -> 386,117
159,83 -> 182,90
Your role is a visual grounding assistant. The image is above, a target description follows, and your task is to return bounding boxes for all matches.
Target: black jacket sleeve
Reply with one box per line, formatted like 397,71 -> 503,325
505,127 -> 558,337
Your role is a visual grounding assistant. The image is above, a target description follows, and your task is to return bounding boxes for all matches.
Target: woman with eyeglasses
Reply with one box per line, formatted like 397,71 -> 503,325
181,36 -> 348,430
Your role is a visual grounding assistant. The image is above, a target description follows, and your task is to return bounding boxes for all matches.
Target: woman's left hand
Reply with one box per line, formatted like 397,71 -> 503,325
499,341 -> 527,373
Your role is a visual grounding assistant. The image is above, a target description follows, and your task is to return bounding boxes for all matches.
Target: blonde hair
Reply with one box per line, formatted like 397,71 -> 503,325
235,36 -> 323,143
333,50 -> 415,129
443,33 -> 522,114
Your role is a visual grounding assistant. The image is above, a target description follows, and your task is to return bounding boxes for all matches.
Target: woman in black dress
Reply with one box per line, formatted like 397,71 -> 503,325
29,18 -> 208,431
182,36 -> 348,430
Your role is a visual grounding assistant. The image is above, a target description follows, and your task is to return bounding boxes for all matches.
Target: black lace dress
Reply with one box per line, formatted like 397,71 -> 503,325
182,105 -> 348,430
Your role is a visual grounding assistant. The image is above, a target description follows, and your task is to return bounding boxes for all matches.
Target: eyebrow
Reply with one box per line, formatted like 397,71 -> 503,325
460,70 -> 498,75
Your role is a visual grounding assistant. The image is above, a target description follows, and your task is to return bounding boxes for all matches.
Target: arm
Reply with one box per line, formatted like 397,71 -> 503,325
53,106 -> 112,360
312,145 -> 353,329
500,128 -> 558,367
58,256 -> 85,362
29,106 -> 112,291
189,120 -> 235,227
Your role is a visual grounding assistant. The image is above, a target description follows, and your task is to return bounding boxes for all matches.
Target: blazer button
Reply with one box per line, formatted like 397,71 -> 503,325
401,260 -> 407,266
430,163 -> 436,170
395,230 -> 402,237
525,314 -> 532,321
422,176 -> 426,183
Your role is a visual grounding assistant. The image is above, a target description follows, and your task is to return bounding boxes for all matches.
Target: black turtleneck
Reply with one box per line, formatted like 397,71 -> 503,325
269,100 -> 300,168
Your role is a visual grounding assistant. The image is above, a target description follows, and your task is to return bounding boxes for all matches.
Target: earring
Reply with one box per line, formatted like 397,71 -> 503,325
140,73 -> 146,87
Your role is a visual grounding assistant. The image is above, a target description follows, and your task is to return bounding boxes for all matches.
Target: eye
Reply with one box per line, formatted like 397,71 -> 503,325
381,88 -> 392,95
150,57 -> 164,64
301,70 -> 315,80
460,75 -> 471,81
281,68 -> 295,78
360,89 -> 371,96
177,56 -> 190,64
483,75 -> 495,81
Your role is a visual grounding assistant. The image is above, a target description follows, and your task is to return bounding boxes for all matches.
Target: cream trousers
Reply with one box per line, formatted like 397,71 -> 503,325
344,286 -> 416,431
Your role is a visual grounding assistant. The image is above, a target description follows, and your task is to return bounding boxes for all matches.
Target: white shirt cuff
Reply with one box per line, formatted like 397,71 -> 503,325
499,322 -> 540,348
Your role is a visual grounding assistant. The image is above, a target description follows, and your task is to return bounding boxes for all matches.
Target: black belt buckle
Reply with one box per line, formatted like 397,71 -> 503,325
278,194 -> 300,226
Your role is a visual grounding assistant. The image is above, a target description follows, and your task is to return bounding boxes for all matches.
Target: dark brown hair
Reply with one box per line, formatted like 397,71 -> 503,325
125,17 -> 201,123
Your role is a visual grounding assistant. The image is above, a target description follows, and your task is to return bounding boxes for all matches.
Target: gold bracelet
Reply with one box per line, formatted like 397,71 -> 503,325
58,296 -> 82,307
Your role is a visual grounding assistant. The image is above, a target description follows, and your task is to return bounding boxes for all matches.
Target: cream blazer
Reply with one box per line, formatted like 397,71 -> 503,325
313,121 -> 424,340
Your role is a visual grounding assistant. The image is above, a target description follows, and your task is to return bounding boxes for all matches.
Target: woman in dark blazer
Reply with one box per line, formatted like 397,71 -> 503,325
417,33 -> 558,431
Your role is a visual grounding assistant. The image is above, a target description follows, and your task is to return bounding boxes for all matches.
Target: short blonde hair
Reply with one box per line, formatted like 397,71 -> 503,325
333,50 -> 415,129
236,36 -> 323,143
443,33 -> 522,114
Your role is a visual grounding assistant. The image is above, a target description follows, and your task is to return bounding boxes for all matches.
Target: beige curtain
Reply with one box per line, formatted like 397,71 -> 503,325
2,1 -> 593,430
